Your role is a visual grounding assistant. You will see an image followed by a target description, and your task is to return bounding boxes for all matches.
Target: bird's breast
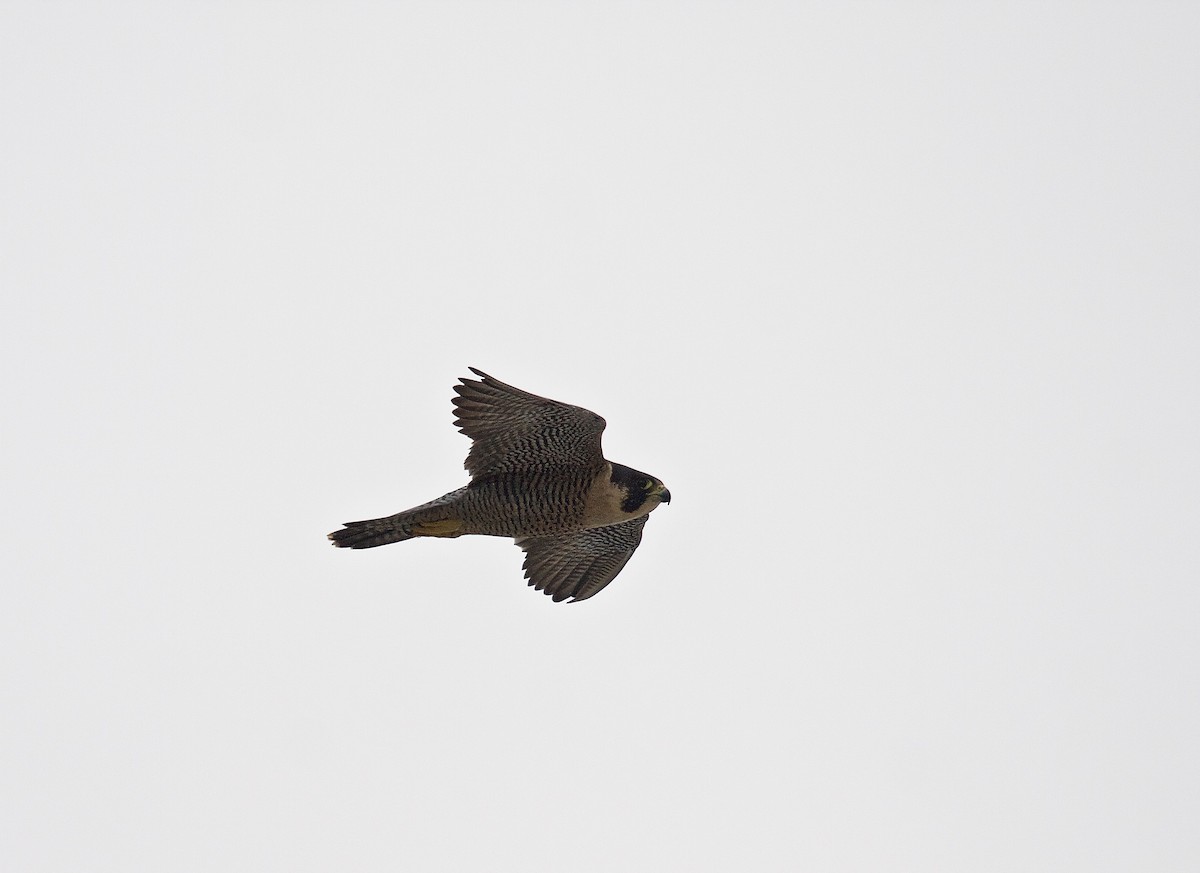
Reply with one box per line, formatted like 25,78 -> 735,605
458,468 -> 598,537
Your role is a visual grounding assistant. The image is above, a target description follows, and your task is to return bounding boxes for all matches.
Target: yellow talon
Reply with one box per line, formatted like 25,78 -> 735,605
413,519 -> 464,537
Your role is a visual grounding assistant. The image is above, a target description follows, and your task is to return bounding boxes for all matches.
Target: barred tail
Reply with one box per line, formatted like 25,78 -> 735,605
328,488 -> 468,549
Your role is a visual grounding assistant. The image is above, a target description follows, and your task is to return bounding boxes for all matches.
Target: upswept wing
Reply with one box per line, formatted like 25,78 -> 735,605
515,516 -> 649,603
452,367 -> 607,478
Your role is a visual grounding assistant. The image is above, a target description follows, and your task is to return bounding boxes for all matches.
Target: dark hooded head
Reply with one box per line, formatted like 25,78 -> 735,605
609,463 -> 671,514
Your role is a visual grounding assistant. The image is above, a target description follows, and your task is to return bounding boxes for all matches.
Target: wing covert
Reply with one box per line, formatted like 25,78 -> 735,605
452,368 -> 607,478
515,516 -> 649,603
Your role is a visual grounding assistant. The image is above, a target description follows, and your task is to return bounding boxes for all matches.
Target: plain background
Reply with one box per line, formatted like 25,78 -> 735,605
3,3 -> 1197,871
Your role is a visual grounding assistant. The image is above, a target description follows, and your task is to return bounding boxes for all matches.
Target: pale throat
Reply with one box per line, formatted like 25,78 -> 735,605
580,463 -> 648,528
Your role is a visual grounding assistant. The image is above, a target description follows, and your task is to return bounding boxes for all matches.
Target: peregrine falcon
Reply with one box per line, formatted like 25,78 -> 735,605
328,368 -> 670,602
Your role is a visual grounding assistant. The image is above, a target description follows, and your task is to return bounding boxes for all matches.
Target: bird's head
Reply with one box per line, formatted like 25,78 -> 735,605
610,463 -> 671,515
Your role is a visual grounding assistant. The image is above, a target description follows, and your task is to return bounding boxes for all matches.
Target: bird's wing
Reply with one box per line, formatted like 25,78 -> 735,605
514,516 -> 649,603
452,367 -> 607,477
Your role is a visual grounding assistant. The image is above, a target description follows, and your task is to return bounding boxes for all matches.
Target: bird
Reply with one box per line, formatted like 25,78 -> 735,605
328,368 -> 670,602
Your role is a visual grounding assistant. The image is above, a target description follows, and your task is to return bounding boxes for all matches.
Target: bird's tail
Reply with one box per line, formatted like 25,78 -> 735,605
328,487 -> 468,549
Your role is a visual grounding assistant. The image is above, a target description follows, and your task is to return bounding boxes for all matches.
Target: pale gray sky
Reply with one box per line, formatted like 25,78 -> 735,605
3,3 -> 1198,871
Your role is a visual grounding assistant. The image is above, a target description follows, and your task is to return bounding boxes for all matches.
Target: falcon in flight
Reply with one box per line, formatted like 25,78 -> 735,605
328,368 -> 670,602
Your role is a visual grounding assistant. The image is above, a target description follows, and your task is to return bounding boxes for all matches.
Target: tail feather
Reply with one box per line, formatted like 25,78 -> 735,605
328,517 -> 418,549
328,487 -> 467,550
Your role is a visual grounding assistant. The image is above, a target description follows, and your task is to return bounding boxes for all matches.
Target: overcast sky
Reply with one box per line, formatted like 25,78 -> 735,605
3,3 -> 1198,871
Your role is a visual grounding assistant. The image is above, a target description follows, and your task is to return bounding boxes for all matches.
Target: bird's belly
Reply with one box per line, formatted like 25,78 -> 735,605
457,472 -> 591,537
